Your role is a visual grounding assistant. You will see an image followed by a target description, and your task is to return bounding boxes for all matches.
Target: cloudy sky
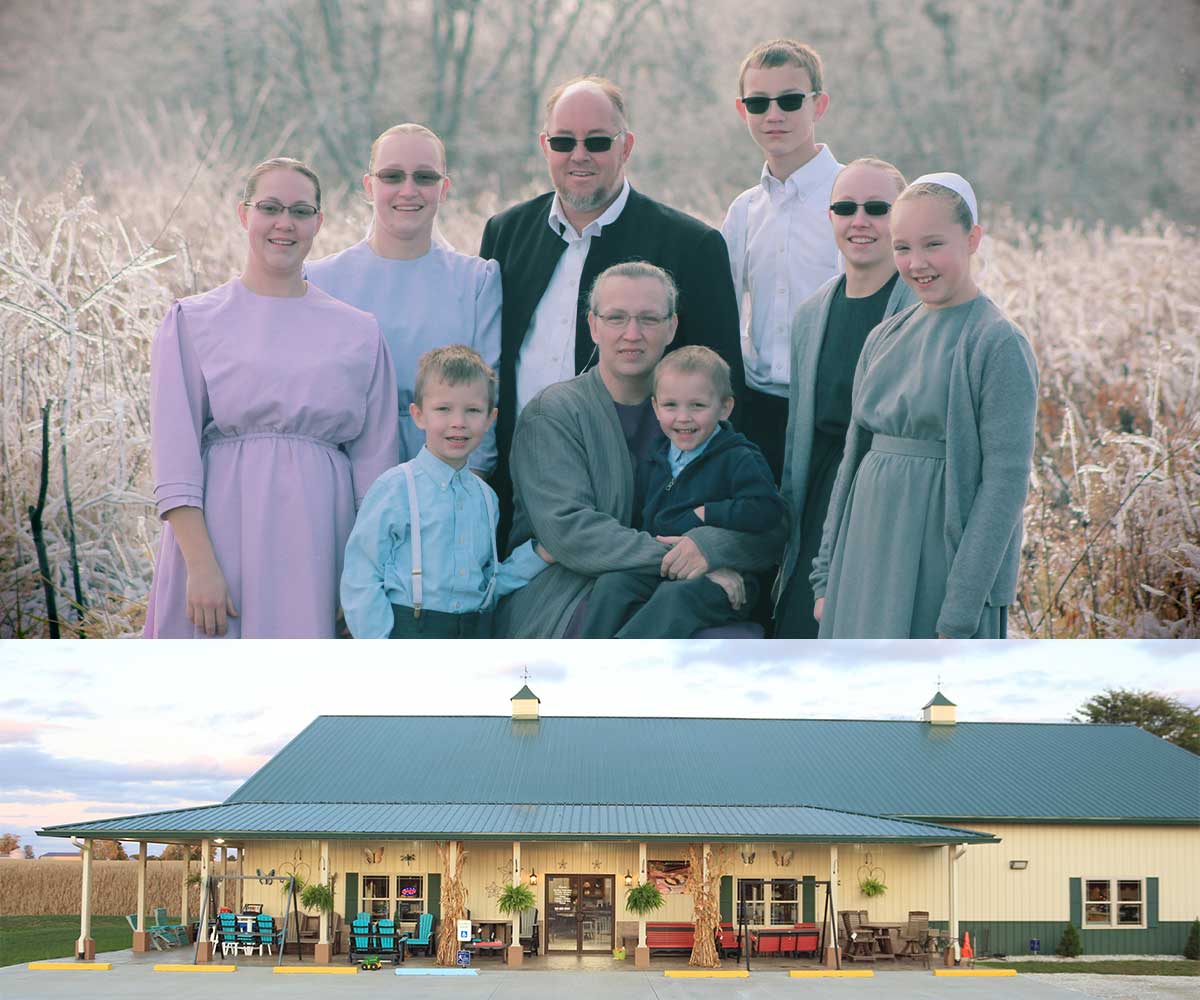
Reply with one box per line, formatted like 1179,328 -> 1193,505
1,640 -> 1196,855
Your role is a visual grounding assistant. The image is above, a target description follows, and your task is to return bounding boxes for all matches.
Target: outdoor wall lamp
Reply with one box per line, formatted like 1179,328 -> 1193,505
624,871 -> 634,887
214,838 -> 225,844
1009,860 -> 1028,870
529,870 -> 538,886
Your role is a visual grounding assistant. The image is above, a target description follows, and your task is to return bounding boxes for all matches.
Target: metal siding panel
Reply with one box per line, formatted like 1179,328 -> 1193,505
1147,876 -> 1158,928
1069,877 -> 1082,927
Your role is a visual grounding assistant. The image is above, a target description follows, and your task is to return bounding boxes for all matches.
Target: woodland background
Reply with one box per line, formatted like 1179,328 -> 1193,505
0,0 -> 1197,637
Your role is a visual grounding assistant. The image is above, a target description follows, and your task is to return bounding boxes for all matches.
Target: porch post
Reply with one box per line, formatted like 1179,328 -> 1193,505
181,853 -> 191,943
132,843 -> 150,952
946,844 -> 962,965
635,841 -> 649,969
196,838 -> 211,962
76,838 -> 95,960
237,845 -> 244,912
219,846 -> 228,909
508,840 -> 523,966
825,845 -> 839,967
314,839 -> 332,963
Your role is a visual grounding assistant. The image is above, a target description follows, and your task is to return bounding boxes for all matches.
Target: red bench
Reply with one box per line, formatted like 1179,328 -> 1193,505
645,922 -> 695,953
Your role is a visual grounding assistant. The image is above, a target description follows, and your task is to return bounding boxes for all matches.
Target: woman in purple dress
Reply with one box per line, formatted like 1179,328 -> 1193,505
144,157 -> 400,637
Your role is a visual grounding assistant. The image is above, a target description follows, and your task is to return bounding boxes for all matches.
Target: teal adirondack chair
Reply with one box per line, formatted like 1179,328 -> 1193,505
404,912 -> 433,956
150,906 -> 187,945
126,913 -> 172,950
348,913 -> 374,963
376,918 -> 402,963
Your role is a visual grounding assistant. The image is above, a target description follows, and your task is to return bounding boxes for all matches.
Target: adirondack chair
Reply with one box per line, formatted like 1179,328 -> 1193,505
897,910 -> 931,960
152,906 -> 188,945
519,907 -> 540,955
403,912 -> 434,956
376,918 -> 403,963
347,913 -> 375,963
126,913 -> 173,950
254,913 -> 283,956
215,912 -> 243,956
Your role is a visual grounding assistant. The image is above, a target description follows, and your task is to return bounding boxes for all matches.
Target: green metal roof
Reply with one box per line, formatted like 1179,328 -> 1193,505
38,802 -> 996,844
923,692 -> 956,708
225,716 -> 1198,823
511,685 -> 539,701
36,714 -> 1199,843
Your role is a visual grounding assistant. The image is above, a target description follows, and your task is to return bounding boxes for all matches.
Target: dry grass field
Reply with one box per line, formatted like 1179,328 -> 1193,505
1,160 -> 1196,638
0,859 -> 201,916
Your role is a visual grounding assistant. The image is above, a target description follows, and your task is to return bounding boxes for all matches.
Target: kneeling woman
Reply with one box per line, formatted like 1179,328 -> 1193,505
810,173 -> 1038,638
145,158 -> 400,637
306,123 -> 501,474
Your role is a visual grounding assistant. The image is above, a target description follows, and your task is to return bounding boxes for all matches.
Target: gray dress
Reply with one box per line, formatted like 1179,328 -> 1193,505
819,298 -> 1006,639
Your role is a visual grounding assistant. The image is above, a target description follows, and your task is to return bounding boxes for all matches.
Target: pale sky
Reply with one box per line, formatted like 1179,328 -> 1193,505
1,639 -> 1196,855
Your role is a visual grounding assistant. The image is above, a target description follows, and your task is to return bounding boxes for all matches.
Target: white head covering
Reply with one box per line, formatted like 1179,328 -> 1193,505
912,171 -> 978,225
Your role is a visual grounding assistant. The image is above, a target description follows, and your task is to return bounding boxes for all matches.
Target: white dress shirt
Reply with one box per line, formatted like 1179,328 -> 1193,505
721,146 -> 842,397
515,180 -> 631,412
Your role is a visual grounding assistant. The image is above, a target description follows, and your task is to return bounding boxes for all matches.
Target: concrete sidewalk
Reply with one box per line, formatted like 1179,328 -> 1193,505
0,948 -> 1116,1000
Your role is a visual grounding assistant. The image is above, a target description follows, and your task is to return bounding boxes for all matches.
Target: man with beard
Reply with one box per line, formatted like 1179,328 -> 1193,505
480,76 -> 743,536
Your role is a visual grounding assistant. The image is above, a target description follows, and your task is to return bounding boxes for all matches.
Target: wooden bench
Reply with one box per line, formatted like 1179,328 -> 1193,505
645,922 -> 695,954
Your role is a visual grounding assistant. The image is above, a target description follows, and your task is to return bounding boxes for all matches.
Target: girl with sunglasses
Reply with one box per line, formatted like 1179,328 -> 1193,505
774,157 -> 915,638
810,172 -> 1038,638
307,123 -> 502,474
144,157 -> 400,637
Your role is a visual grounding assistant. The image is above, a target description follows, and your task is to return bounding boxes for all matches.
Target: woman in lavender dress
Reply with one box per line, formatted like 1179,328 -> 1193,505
144,157 -> 400,638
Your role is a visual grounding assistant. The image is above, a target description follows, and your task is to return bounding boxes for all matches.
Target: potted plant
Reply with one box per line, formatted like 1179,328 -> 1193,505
858,876 -> 887,898
497,882 -> 536,917
625,881 -> 665,918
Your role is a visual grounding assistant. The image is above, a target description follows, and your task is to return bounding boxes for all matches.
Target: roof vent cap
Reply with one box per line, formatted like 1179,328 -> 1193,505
511,685 -> 540,721
922,690 -> 957,725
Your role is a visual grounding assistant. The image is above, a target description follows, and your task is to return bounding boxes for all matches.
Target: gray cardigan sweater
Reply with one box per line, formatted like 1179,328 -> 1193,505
809,293 -> 1039,638
498,369 -> 786,638
777,274 -> 917,602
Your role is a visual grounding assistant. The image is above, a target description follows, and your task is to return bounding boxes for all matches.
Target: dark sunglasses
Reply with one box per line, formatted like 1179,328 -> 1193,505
545,131 -> 623,154
740,91 -> 817,114
830,200 -> 892,217
372,168 -> 444,187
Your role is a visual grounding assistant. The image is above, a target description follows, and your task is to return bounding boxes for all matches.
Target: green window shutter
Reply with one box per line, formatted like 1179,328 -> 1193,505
345,872 -> 358,920
428,873 -> 442,920
719,875 -> 733,923
1146,877 -> 1158,928
802,876 -> 816,923
1069,877 -> 1082,927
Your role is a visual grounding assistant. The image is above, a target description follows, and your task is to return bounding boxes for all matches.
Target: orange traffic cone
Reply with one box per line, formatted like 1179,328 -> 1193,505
961,930 -> 974,961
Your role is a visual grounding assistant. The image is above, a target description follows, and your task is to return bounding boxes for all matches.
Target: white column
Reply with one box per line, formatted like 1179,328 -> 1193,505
947,845 -> 962,960
319,840 -> 330,945
219,846 -> 228,909
181,855 -> 190,936
198,839 -> 211,944
76,838 -> 93,958
512,841 -> 521,940
137,843 -> 148,931
237,846 -> 244,913
638,842 -> 648,948
826,845 -> 839,966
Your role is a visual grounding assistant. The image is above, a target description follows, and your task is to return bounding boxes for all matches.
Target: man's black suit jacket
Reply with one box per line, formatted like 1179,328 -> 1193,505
479,186 -> 745,470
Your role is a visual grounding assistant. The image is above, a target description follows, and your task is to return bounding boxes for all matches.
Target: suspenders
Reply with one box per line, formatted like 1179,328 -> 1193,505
400,462 -> 498,618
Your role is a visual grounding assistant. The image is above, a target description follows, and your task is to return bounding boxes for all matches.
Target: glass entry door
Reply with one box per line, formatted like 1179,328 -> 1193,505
545,875 -> 614,952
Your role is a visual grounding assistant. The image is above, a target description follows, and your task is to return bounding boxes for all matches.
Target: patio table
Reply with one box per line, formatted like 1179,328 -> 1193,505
861,922 -> 902,959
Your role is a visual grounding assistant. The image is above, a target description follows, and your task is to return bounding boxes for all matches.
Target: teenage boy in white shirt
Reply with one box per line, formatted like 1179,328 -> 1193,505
722,39 -> 842,483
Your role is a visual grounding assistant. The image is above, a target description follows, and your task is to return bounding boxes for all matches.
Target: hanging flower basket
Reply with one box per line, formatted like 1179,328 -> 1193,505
859,877 -> 887,898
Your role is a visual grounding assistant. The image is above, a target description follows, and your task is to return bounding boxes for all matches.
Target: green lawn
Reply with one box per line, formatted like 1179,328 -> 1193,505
981,959 -> 1199,976
0,914 -> 148,967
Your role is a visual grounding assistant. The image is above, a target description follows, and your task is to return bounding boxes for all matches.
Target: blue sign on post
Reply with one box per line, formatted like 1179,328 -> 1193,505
456,950 -> 472,967
1029,938 -> 1041,954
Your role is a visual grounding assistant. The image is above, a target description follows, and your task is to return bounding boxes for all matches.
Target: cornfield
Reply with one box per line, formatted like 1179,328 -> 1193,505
1,154 -> 1196,637
0,859 -> 201,916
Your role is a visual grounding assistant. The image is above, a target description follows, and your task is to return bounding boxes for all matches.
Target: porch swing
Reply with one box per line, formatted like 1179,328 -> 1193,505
192,871 -> 305,967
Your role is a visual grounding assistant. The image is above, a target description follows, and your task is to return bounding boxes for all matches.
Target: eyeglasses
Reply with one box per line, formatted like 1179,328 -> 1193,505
545,131 -> 624,154
371,168 -> 445,187
595,311 -> 671,331
829,200 -> 892,217
244,199 -> 319,219
740,91 -> 819,115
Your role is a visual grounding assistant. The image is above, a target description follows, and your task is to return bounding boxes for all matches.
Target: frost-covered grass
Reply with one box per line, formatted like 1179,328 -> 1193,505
1,163 -> 1196,637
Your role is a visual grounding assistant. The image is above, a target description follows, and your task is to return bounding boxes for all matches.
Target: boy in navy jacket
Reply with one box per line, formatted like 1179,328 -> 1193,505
580,347 -> 784,637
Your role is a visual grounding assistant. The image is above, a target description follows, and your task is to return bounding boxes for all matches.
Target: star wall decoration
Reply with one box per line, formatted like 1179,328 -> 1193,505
558,859 -> 568,870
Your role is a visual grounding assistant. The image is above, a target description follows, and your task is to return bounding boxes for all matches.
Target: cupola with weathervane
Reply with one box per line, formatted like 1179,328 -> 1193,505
922,690 -> 957,725
511,684 -> 540,721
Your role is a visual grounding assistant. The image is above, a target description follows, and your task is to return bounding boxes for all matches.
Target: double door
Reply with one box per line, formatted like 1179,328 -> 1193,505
545,874 -> 614,952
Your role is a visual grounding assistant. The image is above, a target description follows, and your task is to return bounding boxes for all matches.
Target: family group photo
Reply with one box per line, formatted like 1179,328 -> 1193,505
0,0 -> 1196,639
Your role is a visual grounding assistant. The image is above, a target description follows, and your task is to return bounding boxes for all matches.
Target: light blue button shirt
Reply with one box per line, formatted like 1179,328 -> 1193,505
341,448 -> 547,637
667,426 -> 721,478
306,241 -> 502,472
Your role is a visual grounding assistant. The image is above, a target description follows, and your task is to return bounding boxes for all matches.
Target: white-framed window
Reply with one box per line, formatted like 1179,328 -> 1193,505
738,878 -> 803,926
1084,878 -> 1143,928
359,875 -> 425,920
